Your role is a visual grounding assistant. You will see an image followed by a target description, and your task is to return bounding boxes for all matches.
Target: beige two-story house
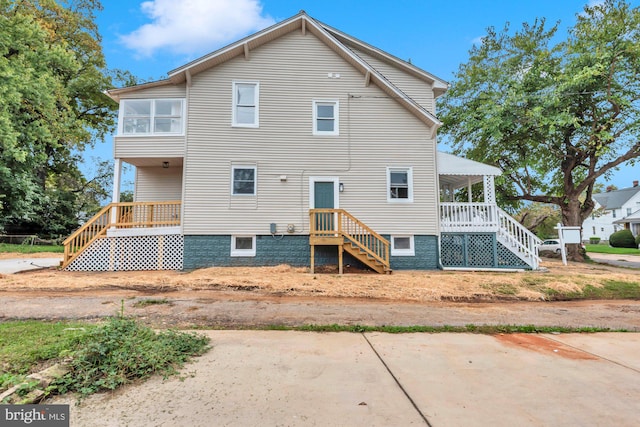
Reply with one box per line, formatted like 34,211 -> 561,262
63,12 -> 540,273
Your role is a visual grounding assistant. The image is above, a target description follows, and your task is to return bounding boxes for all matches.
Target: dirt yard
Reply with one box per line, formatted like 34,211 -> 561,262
1,255 -> 638,302
2,254 -> 639,329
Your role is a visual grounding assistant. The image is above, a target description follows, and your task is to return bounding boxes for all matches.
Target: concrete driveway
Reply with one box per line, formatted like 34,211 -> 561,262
51,331 -> 640,426
0,257 -> 62,274
588,252 -> 640,269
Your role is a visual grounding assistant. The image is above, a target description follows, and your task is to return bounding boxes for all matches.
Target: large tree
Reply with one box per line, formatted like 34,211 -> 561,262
439,0 -> 640,260
0,0 -> 122,236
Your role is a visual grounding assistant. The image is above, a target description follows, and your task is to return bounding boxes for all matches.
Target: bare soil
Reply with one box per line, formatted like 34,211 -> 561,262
1,255 -> 639,329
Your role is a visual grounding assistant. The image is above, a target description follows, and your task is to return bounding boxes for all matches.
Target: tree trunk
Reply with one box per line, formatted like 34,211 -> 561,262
560,197 -> 585,262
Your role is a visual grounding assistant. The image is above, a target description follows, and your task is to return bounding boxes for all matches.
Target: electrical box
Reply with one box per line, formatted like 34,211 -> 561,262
287,224 -> 295,233
270,223 -> 277,234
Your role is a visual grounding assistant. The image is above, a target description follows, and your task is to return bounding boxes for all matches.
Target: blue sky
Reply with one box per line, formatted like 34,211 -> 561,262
89,0 -> 638,191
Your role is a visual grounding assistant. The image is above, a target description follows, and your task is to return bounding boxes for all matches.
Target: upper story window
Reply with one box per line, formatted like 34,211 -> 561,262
232,166 -> 257,196
233,82 -> 259,127
387,167 -> 413,203
119,99 -> 184,135
313,100 -> 339,135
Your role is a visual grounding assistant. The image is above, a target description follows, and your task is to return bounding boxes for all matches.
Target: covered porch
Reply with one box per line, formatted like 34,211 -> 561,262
437,152 -> 541,270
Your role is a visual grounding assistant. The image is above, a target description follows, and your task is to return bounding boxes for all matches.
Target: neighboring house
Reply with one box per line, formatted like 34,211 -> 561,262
62,12 -> 541,273
583,182 -> 640,241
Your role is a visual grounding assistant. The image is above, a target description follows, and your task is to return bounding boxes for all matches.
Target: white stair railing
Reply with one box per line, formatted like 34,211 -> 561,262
495,206 -> 542,269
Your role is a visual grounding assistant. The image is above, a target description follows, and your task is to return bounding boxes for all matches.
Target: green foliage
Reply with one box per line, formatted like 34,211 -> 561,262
53,317 -> 209,397
609,229 -> 637,248
439,0 -> 640,240
586,244 -> 640,255
0,1 -> 135,236
132,298 -> 171,308
0,321 -> 93,374
636,234 -> 640,248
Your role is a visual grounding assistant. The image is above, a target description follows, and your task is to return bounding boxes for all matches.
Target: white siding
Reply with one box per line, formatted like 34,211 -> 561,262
118,84 -> 186,99
182,30 -> 438,236
134,166 -> 183,202
349,47 -> 436,114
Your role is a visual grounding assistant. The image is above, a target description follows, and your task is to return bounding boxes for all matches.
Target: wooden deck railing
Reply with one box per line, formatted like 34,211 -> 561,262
309,209 -> 390,272
62,201 -> 181,268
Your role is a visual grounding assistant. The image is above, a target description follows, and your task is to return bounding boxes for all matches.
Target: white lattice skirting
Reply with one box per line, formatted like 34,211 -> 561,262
65,234 -> 183,271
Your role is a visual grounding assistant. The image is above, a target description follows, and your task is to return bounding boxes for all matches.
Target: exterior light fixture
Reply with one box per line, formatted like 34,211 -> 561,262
162,161 -> 169,169
339,183 -> 344,192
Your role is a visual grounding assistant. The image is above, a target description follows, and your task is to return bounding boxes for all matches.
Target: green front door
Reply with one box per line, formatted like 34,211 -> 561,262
314,182 -> 334,209
314,181 -> 335,232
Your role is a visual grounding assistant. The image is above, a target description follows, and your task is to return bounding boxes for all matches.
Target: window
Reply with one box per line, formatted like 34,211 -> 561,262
391,236 -> 415,256
232,166 -> 256,195
233,82 -> 259,127
230,235 -> 256,257
592,226 -> 596,234
627,208 -> 632,216
313,100 -> 339,135
612,209 -> 617,218
120,99 -> 184,135
387,167 -> 413,202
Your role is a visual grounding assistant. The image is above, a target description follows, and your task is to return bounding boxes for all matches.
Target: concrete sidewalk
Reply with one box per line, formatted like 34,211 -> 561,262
52,331 -> 640,427
588,252 -> 640,269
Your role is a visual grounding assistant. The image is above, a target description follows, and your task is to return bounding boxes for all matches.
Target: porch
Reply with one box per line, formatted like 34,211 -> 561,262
62,201 -> 181,269
437,152 -> 541,270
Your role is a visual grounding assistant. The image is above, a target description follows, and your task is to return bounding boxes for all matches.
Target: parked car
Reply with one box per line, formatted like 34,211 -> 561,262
538,239 -> 562,254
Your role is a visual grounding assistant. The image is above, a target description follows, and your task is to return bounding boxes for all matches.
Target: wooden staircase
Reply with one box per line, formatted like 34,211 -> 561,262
62,201 -> 181,269
309,209 -> 391,274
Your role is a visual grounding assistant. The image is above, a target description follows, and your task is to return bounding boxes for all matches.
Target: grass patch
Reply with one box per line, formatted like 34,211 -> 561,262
261,324 -> 621,334
546,280 -> 640,300
0,321 -> 94,374
586,245 -> 640,256
132,298 -> 171,308
1,318 -> 210,400
481,283 -> 518,296
0,243 -> 64,254
53,317 -> 209,398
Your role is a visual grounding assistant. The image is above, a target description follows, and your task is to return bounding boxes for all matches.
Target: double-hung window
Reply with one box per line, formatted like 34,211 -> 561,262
232,166 -> 257,196
233,82 -> 259,127
313,100 -> 339,135
387,167 -> 413,202
120,99 -> 184,135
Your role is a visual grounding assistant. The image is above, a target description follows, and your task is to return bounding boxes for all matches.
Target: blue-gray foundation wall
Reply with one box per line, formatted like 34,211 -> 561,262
183,235 -> 439,271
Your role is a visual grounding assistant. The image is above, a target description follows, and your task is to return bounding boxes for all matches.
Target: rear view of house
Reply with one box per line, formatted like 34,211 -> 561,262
63,12 -> 540,272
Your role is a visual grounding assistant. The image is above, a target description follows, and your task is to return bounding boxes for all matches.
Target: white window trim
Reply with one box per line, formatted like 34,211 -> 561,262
386,167 -> 414,203
232,81 -> 259,128
118,99 -> 185,136
391,235 -> 415,256
312,100 -> 339,136
230,235 -> 256,257
231,165 -> 257,196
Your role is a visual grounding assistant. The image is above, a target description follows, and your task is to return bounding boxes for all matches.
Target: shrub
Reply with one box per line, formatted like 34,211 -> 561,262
589,237 -> 601,244
636,234 -> 640,248
609,229 -> 637,248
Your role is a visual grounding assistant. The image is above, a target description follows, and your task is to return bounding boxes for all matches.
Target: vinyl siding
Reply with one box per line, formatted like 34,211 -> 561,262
134,166 -> 183,202
182,30 -> 438,236
349,47 -> 435,114
118,84 -> 186,99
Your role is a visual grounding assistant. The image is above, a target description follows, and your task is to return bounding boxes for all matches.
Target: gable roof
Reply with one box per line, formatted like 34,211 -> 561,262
613,209 -> 640,224
108,11 -> 446,130
593,186 -> 640,210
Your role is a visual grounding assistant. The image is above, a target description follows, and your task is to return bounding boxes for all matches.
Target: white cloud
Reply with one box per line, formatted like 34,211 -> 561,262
471,36 -> 485,46
120,0 -> 275,57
